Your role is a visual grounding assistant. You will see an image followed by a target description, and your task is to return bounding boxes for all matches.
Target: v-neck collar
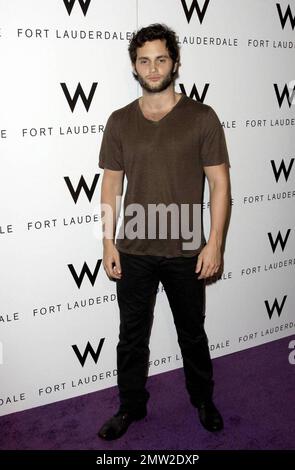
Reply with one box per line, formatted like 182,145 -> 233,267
137,94 -> 185,125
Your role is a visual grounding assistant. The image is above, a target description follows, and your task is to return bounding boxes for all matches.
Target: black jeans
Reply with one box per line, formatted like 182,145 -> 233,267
116,250 -> 214,413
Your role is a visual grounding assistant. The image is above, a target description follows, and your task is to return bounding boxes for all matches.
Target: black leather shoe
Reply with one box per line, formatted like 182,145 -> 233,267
97,408 -> 147,441
197,400 -> 223,432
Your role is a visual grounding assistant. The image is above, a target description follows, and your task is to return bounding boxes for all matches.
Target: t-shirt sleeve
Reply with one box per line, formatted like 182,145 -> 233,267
99,112 -> 124,171
200,106 -> 230,167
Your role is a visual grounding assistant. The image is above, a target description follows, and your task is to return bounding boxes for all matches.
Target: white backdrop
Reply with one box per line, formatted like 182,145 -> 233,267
0,0 -> 294,416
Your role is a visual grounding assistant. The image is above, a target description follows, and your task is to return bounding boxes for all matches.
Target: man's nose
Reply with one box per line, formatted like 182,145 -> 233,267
149,61 -> 157,73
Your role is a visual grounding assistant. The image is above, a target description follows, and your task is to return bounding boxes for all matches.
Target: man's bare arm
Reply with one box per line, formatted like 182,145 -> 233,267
196,163 -> 230,279
100,169 -> 124,280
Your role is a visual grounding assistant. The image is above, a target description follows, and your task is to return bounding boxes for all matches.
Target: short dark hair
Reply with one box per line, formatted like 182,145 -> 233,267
128,23 -> 180,65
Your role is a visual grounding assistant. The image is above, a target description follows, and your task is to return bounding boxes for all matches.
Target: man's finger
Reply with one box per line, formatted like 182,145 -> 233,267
105,262 -> 116,279
195,256 -> 203,273
198,262 -> 210,279
112,266 -> 122,278
114,256 -> 122,274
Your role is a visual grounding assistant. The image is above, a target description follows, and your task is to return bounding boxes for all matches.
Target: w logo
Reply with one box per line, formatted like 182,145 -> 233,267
64,174 -> 100,203
267,229 -> 291,253
276,3 -> 295,30
274,83 -> 295,108
179,83 -> 210,102
180,0 -> 210,23
68,260 -> 103,288
63,0 -> 92,16
270,158 -> 294,182
72,339 -> 105,367
264,295 -> 287,319
61,82 -> 98,112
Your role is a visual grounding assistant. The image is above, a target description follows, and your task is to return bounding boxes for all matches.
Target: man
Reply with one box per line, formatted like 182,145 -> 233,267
98,23 -> 230,440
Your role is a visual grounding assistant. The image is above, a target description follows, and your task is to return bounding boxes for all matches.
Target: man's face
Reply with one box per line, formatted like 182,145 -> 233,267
133,39 -> 177,93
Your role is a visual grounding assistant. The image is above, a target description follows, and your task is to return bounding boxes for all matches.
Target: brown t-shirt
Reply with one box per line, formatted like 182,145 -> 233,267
99,94 -> 230,257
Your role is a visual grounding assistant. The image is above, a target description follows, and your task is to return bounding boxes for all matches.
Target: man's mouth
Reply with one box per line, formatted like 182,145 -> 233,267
148,76 -> 161,81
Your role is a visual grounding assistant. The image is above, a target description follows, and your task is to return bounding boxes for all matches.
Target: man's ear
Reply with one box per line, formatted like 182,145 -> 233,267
173,61 -> 179,73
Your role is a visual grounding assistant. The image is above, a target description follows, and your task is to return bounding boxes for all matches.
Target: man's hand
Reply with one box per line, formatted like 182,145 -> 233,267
103,242 -> 122,280
195,241 -> 222,279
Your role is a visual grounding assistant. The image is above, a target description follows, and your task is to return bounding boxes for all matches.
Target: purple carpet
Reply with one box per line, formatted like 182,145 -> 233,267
0,336 -> 294,450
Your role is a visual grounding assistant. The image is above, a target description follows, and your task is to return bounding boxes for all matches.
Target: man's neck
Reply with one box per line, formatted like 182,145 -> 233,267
140,87 -> 181,112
